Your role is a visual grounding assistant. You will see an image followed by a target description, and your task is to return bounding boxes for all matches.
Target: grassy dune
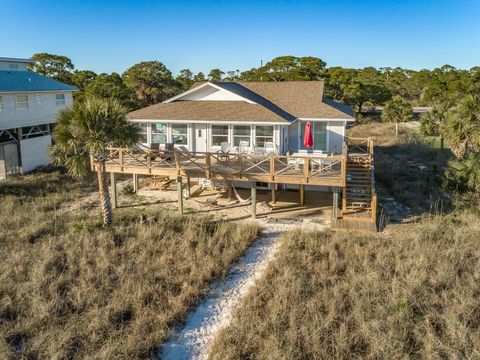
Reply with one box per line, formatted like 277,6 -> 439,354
0,171 -> 258,359
210,213 -> 480,359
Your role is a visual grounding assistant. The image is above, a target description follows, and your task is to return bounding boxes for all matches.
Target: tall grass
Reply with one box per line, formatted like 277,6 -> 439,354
0,171 -> 258,359
210,212 -> 480,359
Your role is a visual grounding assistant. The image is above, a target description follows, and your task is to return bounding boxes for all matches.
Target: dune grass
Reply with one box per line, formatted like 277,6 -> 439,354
209,211 -> 480,359
0,171 -> 258,359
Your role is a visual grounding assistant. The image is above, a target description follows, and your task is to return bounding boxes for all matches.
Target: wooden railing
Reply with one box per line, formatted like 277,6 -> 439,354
345,137 -> 374,154
101,147 -> 346,186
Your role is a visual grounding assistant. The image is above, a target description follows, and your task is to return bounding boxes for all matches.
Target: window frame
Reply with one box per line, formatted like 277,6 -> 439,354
255,125 -> 274,148
55,93 -> 66,106
150,123 -> 168,145
15,94 -> 29,111
138,123 -> 149,144
0,96 -> 3,112
299,121 -> 327,151
211,124 -> 229,147
233,125 -> 251,147
35,94 -> 43,106
171,123 -> 189,146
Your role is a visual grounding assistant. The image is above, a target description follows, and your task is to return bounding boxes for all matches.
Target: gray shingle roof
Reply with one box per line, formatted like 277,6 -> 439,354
0,70 -> 77,92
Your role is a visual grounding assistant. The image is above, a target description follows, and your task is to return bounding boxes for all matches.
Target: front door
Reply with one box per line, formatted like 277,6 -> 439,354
194,124 -> 207,152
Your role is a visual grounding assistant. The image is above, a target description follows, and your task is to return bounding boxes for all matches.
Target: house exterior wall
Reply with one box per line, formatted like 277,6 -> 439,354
327,121 -> 346,153
20,135 -> 52,172
0,92 -> 73,130
0,60 -> 30,71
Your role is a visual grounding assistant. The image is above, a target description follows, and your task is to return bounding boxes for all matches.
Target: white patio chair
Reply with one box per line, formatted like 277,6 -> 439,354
238,141 -> 249,153
264,142 -> 277,155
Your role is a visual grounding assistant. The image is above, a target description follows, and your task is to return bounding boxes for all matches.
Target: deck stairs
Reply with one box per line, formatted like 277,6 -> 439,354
335,137 -> 377,231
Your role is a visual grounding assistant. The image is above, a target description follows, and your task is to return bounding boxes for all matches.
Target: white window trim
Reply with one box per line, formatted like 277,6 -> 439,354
15,95 -> 29,111
55,93 -> 66,106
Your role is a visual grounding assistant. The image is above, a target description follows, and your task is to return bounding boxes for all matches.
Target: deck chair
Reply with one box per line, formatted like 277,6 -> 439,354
264,142 -> 277,155
217,142 -> 231,161
238,140 -> 249,153
176,145 -> 204,158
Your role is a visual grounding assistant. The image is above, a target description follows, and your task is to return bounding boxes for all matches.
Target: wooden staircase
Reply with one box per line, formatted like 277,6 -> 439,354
334,137 -> 377,231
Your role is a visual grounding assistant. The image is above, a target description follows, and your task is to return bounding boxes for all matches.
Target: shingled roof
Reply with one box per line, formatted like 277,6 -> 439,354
128,81 -> 354,122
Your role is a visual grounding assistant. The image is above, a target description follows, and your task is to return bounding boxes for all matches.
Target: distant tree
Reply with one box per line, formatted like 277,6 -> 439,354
50,97 -> 139,225
208,68 -> 225,82
122,61 -> 178,107
193,72 -> 206,83
224,70 -> 240,81
241,56 -> 327,81
445,153 -> 480,192
30,53 -> 74,83
420,103 -> 450,149
176,69 -> 194,90
85,73 -> 131,106
445,93 -> 480,158
382,96 -> 413,137
71,70 -> 97,91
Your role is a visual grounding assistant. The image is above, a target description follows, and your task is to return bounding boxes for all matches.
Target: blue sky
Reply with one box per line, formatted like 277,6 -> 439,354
1,0 -> 479,75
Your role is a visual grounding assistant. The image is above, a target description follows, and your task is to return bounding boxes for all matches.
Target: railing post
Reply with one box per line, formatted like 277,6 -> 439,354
270,155 -> 275,182
304,157 -> 309,183
119,149 -> 124,172
341,156 -> 347,187
371,194 -> 377,224
174,152 -> 181,176
146,151 -> 152,173
237,153 -> 242,178
205,152 -> 211,179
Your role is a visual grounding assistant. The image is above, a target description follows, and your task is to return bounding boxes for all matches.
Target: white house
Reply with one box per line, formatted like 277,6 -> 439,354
127,81 -> 354,154
0,57 -> 77,179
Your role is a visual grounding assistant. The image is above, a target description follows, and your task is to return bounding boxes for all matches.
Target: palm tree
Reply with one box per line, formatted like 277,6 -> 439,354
420,103 -> 450,149
445,94 -> 480,158
50,97 -> 139,225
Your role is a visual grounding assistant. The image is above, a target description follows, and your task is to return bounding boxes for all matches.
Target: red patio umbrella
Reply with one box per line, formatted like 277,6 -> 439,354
303,121 -> 313,148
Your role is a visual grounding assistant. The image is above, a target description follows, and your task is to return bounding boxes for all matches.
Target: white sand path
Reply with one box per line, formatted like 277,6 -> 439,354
159,223 -> 287,360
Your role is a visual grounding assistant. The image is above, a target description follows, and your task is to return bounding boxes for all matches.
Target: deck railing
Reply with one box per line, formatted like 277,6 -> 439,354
100,147 -> 346,186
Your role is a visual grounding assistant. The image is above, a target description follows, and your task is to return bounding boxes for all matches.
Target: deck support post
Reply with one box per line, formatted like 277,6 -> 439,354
133,174 -> 139,194
110,172 -> 117,209
332,187 -> 339,226
177,176 -> 183,215
251,182 -> 256,219
271,184 -> 276,207
227,180 -> 233,200
299,184 -> 305,206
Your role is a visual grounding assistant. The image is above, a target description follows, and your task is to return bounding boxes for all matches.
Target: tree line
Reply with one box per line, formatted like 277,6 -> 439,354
30,53 -> 480,114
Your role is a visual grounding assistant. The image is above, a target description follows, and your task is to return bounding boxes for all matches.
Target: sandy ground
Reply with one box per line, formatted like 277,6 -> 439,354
159,220 -> 326,360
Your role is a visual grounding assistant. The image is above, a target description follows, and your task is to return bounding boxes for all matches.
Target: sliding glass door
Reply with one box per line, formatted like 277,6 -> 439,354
299,121 -> 327,151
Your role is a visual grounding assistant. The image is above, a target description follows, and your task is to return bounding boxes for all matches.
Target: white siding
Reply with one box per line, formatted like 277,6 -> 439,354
20,135 -> 52,172
327,121 -> 345,153
178,86 -> 251,102
0,92 -> 73,130
0,61 -> 29,71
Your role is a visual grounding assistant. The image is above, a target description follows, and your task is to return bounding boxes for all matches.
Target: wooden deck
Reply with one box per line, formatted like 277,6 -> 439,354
103,148 -> 346,187
96,137 -> 378,231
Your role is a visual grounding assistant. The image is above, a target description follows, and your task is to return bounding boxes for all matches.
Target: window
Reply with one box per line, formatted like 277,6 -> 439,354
172,123 -> 188,145
55,93 -> 66,106
36,95 -> 43,106
151,123 -> 167,144
15,95 -> 29,110
255,126 -> 274,147
139,123 -> 148,143
300,121 -> 327,150
0,96 -> 3,112
9,63 -> 18,69
211,125 -> 229,146
233,125 -> 250,146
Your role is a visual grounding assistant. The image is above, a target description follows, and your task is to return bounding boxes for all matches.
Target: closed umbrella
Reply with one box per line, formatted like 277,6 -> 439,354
303,121 -> 313,148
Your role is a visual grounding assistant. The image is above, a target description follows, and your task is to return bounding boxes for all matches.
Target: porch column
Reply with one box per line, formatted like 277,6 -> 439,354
110,172 -> 117,209
177,176 -> 183,215
251,182 -> 256,219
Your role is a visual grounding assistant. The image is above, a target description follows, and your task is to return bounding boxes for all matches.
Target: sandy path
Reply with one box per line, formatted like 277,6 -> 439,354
159,223 -> 288,360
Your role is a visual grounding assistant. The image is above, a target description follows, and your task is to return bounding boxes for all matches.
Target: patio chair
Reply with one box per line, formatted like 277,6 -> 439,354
264,142 -> 277,155
217,142 -> 231,161
238,140 -> 249,153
